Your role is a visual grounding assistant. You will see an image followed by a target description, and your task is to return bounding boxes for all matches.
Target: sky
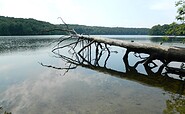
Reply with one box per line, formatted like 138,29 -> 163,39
0,0 -> 178,28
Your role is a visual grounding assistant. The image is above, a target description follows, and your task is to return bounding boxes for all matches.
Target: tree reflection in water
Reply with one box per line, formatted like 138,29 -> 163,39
41,36 -> 185,114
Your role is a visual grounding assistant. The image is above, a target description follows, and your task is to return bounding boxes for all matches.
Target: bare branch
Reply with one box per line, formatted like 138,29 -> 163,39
39,62 -> 76,70
58,17 -> 69,29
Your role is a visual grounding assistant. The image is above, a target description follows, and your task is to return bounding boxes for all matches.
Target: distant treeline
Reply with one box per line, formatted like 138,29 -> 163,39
1,16 -> 184,36
0,16 -> 64,35
149,22 -> 185,36
68,25 -> 149,35
0,16 -> 149,36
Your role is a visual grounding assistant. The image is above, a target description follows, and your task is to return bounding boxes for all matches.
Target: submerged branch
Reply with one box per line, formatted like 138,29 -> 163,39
39,62 -> 77,70
39,22 -> 185,95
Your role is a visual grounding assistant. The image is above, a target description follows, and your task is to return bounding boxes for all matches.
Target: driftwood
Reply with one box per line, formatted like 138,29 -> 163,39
49,20 -> 185,64
45,24 -> 185,75
76,35 -> 185,63
41,25 -> 185,94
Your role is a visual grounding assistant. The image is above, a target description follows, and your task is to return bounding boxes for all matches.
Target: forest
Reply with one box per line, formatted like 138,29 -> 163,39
149,23 -> 185,36
1,16 -> 185,36
0,16 -> 149,36
150,0 -> 185,36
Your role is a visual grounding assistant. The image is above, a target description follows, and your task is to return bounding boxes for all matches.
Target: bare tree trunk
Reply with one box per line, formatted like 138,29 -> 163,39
79,35 -> 185,63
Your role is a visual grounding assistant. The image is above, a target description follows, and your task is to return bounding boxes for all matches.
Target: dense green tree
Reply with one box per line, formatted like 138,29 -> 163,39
176,0 -> 185,23
150,25 -> 163,35
149,23 -> 185,36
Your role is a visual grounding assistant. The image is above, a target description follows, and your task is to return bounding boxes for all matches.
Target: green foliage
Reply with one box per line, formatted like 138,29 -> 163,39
176,0 -> 185,23
149,22 -> 185,36
182,39 -> 185,43
0,16 -> 149,36
162,36 -> 169,42
66,24 -> 149,35
0,16 -> 66,35
149,24 -> 170,35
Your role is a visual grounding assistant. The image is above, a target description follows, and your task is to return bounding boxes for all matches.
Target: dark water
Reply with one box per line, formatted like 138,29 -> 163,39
0,35 -> 185,114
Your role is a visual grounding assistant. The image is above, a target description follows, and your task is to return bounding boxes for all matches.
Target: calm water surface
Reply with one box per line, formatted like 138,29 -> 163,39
0,35 -> 185,114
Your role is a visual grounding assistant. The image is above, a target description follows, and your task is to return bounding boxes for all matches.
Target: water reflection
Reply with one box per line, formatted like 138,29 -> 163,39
0,35 -> 185,114
43,35 -> 185,113
0,69 -> 172,114
150,36 -> 185,43
50,48 -> 185,95
49,36 -> 185,92
0,36 -> 59,54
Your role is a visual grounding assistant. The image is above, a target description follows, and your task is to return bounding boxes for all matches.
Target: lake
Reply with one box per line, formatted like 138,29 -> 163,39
0,35 -> 185,114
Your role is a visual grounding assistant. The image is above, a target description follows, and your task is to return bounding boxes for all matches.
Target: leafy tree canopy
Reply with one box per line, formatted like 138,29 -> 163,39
149,23 -> 185,36
176,0 -> 185,23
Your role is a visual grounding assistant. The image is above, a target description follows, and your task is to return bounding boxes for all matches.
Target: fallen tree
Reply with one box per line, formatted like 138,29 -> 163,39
51,25 -> 185,64
76,35 -> 185,63
43,23 -> 185,79
40,24 -> 185,94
